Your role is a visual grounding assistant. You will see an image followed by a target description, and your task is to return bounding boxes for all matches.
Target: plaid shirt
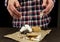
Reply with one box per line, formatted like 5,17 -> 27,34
5,0 -> 55,28
12,0 -> 52,28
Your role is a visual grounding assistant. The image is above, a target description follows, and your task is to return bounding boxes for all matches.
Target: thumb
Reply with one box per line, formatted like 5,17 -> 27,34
15,0 -> 20,8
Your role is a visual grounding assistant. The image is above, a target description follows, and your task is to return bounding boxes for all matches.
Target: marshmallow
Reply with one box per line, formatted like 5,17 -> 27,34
20,26 -> 27,32
25,24 -> 32,32
20,24 -> 32,33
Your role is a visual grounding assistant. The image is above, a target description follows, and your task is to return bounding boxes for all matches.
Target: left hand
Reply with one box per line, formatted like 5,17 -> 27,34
7,0 -> 22,19
42,0 -> 54,14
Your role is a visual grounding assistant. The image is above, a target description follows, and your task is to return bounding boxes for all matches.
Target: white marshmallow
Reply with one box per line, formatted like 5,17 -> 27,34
20,26 -> 27,32
25,24 -> 32,32
20,24 -> 32,33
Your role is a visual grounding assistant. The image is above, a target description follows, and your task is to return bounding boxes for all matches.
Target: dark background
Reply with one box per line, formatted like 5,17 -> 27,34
0,0 -> 58,28
58,0 -> 60,28
0,0 -> 12,27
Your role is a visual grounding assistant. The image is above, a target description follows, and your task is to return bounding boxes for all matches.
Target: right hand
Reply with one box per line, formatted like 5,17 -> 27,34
7,0 -> 21,19
42,0 -> 54,15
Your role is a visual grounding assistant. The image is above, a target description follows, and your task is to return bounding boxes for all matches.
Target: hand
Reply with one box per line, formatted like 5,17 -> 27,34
7,0 -> 21,19
42,0 -> 54,14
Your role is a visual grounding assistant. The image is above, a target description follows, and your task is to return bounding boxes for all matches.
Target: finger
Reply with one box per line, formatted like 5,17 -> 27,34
43,0 -> 54,14
42,0 -> 47,7
15,0 -> 21,8
43,4 -> 51,13
7,4 -> 21,19
7,6 -> 13,17
45,4 -> 54,14
7,0 -> 21,19
9,4 -> 21,17
7,6 -> 20,19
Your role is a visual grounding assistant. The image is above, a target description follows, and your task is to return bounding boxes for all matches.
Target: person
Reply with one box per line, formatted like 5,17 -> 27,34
5,0 -> 55,29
